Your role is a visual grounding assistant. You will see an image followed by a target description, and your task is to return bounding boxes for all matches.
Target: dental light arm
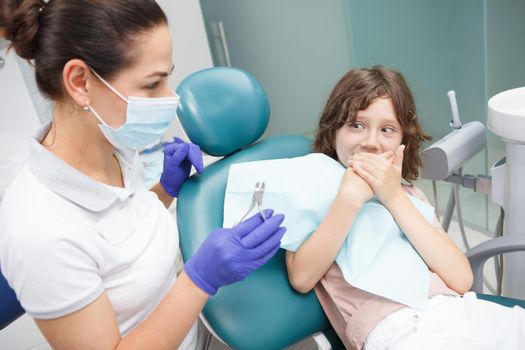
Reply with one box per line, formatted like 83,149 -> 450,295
421,121 -> 487,188
448,90 -> 462,129
421,90 -> 489,194
422,89 -> 486,180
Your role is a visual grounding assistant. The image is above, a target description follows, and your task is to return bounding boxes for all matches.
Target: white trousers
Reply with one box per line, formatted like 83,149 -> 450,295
364,292 -> 525,350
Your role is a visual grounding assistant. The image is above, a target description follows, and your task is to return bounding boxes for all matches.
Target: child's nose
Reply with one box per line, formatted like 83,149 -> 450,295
360,131 -> 380,151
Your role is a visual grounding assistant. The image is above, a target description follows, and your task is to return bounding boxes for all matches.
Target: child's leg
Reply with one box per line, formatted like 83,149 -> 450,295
364,306 -> 421,350
397,292 -> 524,350
460,292 -> 525,349
365,294 -> 492,350
366,292 -> 525,350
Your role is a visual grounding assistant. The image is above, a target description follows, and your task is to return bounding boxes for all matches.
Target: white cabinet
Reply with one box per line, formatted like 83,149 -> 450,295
0,41 -> 41,199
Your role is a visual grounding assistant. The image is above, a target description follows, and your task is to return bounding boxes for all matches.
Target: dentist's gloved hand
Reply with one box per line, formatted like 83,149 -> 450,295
184,210 -> 286,295
160,137 -> 204,197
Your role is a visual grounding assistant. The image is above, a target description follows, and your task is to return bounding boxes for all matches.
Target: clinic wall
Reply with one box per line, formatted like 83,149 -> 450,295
485,0 -> 525,151
0,41 -> 42,199
345,0 -> 525,153
345,0 -> 486,142
345,0 -> 525,231
199,0 -> 352,138
486,0 -> 525,103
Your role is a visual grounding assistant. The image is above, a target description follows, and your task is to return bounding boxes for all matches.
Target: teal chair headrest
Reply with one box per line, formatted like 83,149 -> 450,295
176,67 -> 270,156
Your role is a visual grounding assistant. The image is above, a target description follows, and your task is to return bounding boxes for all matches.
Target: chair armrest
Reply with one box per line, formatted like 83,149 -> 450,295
312,332 -> 331,350
466,235 -> 525,293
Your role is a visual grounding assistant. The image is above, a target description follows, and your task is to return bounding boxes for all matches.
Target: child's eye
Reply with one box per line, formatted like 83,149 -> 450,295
349,122 -> 365,130
381,127 -> 396,133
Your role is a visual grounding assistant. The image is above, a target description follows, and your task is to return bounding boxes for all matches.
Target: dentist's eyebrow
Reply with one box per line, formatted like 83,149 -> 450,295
145,64 -> 175,78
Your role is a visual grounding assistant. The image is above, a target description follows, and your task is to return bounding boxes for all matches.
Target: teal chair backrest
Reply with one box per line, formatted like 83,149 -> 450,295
176,67 -> 338,350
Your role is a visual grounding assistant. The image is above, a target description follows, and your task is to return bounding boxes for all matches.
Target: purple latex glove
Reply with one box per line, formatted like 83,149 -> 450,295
184,210 -> 286,295
160,137 -> 204,197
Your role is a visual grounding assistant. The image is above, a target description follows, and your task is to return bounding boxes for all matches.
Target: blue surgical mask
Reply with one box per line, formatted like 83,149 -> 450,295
87,69 -> 179,150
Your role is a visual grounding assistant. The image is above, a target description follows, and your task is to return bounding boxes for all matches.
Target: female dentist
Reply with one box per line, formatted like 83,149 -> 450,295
0,1 -> 288,349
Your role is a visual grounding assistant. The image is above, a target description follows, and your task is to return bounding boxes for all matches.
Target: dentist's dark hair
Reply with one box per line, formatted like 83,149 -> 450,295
5,0 -> 167,100
313,66 -> 431,181
0,0 -> 22,28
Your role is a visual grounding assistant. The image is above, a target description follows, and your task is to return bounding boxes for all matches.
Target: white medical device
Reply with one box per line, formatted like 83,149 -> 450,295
421,91 -> 497,293
422,87 -> 525,299
421,90 -> 489,194
421,120 -> 486,181
447,90 -> 462,129
421,92 -> 490,241
487,86 -> 525,299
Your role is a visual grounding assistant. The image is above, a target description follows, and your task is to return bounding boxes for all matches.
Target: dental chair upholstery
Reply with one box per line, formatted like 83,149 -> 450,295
175,67 -> 344,350
0,269 -> 24,330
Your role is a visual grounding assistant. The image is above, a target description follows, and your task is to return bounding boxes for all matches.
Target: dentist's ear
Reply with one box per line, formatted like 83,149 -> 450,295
62,59 -> 92,108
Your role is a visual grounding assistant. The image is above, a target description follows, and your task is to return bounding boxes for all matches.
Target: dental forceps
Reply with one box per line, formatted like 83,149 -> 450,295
237,182 -> 267,225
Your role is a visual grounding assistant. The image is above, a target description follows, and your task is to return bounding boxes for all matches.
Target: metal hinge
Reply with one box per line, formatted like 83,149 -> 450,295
444,173 -> 492,195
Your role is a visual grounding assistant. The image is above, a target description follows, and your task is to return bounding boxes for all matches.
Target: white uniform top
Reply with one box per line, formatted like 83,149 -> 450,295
0,124 -> 197,349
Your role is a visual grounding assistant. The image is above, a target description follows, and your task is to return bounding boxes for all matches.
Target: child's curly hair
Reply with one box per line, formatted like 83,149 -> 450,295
313,66 -> 431,181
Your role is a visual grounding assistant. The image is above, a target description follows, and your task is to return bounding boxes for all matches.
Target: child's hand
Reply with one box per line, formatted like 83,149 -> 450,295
338,150 -> 392,204
349,145 -> 405,206
338,166 -> 374,205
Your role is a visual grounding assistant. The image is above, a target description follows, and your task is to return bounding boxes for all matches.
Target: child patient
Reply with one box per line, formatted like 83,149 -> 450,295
285,66 -> 525,350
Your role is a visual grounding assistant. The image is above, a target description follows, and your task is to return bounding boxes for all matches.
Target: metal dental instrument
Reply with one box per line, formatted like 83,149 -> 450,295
237,182 -> 267,225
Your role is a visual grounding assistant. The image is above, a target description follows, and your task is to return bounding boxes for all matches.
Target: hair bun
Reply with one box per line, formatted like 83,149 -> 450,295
5,0 -> 46,60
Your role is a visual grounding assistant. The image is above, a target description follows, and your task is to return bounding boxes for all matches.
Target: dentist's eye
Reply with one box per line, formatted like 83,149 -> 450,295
146,81 -> 161,90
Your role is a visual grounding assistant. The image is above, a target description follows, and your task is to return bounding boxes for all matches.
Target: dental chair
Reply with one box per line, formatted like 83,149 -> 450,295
175,67 -> 344,350
467,238 -> 525,308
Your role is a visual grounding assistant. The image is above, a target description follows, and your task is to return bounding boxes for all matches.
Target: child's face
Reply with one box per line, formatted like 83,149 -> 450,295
335,97 -> 403,167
